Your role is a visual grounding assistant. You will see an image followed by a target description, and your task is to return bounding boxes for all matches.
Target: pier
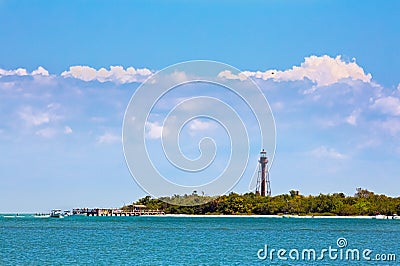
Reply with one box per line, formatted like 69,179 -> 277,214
72,205 -> 165,216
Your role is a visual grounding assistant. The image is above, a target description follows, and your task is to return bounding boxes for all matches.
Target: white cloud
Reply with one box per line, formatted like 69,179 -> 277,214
309,146 -> 347,159
345,109 -> 361,126
97,132 -> 120,144
19,107 -> 50,126
0,57 -> 373,89
169,70 -> 190,83
285,55 -> 371,86
18,105 -> 61,126
61,65 -> 152,84
62,66 -> 96,81
33,126 -> 72,138
0,68 -> 28,76
217,70 -> 248,81
64,126 -> 73,134
188,119 -> 215,131
0,66 -> 49,77
371,96 -> 400,116
271,102 -> 284,111
149,70 -> 194,86
346,114 -> 357,126
31,66 -> 49,76
145,121 -> 163,139
218,55 -> 372,87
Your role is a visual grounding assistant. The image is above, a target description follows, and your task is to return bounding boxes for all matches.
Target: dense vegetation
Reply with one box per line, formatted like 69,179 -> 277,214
122,188 -> 400,216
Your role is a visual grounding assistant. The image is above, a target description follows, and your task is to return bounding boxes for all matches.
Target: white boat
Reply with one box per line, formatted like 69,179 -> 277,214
374,214 -> 387,219
50,210 -> 64,218
391,214 -> 400,220
373,214 -> 400,220
34,214 -> 50,218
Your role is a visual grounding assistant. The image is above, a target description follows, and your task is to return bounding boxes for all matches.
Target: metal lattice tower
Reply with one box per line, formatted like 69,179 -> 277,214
255,149 -> 271,196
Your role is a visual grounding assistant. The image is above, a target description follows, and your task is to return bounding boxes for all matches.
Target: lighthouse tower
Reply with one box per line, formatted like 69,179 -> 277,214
256,149 -> 271,196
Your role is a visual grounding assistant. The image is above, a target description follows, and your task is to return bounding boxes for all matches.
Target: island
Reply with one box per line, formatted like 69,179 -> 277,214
122,188 -> 400,217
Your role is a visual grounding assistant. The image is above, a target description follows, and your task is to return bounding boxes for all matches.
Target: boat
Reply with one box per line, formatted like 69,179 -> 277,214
374,214 -> 387,219
34,213 -> 50,218
50,209 -> 64,218
373,214 -> 400,220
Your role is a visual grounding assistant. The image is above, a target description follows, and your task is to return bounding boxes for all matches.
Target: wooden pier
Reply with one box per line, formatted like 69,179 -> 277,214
72,205 -> 165,217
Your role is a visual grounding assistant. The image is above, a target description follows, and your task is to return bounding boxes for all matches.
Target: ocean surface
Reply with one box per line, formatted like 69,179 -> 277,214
1,215 -> 399,265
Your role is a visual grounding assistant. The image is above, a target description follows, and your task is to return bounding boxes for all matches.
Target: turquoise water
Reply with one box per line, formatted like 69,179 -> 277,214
1,215 -> 399,265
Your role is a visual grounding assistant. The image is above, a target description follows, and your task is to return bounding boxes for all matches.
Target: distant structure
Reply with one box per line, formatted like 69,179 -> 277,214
256,149 -> 271,196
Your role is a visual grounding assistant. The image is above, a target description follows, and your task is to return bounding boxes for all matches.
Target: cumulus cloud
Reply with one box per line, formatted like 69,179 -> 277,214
31,67 -> 49,76
97,132 -> 120,144
370,96 -> 400,116
61,65 -> 152,84
168,71 -> 190,83
145,121 -> 163,139
188,119 -> 215,131
309,146 -> 347,159
0,57 -> 373,89
218,55 -> 372,87
0,66 -> 49,77
217,70 -> 248,81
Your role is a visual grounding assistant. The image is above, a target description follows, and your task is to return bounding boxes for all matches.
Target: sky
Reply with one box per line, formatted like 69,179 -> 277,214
0,1 -> 399,212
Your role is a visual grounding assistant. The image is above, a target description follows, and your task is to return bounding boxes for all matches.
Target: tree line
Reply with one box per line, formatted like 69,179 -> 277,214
122,188 -> 400,216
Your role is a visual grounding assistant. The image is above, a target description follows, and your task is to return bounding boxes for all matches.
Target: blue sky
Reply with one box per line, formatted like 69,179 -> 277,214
0,1 -> 399,212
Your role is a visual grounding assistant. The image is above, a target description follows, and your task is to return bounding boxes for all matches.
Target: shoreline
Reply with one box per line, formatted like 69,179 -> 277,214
2,213 -> 399,220
163,214 -> 376,219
